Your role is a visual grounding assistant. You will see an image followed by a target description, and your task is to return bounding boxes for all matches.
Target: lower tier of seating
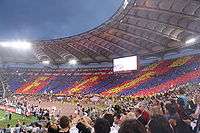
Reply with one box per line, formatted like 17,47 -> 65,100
5,55 -> 200,97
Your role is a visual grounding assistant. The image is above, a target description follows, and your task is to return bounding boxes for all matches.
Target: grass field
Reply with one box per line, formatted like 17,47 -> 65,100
0,110 -> 38,128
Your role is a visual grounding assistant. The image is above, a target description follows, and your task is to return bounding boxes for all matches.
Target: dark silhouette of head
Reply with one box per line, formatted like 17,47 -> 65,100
118,119 -> 147,133
59,116 -> 70,129
94,118 -> 110,133
149,115 -> 174,133
103,113 -> 114,127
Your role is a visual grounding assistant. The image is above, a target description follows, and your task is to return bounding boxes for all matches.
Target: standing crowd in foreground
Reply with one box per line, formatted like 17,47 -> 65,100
1,83 -> 200,133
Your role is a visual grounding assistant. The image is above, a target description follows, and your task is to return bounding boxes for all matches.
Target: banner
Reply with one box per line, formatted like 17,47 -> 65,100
0,105 -> 16,113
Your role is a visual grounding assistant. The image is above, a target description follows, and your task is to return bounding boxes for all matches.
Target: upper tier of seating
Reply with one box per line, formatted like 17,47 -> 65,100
3,55 -> 200,97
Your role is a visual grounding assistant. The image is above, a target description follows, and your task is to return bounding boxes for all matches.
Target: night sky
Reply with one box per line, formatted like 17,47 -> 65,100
0,0 -> 122,41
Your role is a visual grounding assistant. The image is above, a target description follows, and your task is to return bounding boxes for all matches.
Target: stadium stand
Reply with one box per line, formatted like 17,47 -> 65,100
2,55 -> 200,98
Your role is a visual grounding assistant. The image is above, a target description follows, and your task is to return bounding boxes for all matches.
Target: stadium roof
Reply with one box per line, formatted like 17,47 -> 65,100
1,0 -> 200,65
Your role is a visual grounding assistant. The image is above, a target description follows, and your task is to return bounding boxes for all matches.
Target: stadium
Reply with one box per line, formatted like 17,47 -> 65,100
0,0 -> 199,132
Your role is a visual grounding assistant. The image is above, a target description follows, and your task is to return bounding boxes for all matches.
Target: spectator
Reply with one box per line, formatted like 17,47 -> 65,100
193,95 -> 200,119
4,124 -> 11,133
172,119 -> 193,133
94,118 -> 110,133
103,113 -> 119,133
148,115 -> 174,133
14,124 -> 21,133
118,119 -> 147,133
178,89 -> 188,109
48,124 -> 59,133
21,122 -> 26,132
76,122 -> 91,133
164,103 -> 179,121
59,116 -> 70,133
135,108 -> 150,126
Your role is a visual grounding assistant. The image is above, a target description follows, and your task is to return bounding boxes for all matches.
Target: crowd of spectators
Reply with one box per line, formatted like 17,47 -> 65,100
0,83 -> 199,133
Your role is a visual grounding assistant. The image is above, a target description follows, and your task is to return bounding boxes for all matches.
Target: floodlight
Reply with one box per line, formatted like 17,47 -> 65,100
0,40 -> 32,50
69,59 -> 77,65
185,38 -> 196,44
42,60 -> 50,65
123,0 -> 129,9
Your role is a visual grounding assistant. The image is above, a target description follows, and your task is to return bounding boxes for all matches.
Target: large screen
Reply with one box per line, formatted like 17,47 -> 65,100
113,56 -> 137,72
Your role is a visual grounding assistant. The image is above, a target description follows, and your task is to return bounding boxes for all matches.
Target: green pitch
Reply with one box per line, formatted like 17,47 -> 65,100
0,110 -> 38,128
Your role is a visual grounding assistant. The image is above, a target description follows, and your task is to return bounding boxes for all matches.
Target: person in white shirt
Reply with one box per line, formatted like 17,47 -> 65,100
14,124 -> 21,133
194,95 -> 200,119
